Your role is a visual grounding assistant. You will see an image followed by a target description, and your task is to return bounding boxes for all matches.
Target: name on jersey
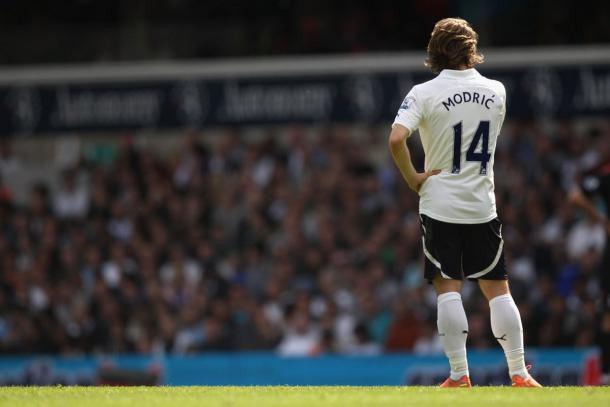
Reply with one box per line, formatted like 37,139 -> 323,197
442,91 -> 495,111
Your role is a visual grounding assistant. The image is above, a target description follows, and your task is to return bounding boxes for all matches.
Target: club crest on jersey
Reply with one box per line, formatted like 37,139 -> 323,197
400,95 -> 415,111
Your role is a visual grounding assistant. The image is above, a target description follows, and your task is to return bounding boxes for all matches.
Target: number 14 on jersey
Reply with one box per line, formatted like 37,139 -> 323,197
452,120 -> 491,175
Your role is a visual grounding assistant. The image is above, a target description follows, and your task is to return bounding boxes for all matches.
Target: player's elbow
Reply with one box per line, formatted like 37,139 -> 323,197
388,130 -> 407,150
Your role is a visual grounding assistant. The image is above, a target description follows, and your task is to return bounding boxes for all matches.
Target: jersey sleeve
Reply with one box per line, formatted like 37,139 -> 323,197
499,83 -> 507,116
392,87 -> 423,134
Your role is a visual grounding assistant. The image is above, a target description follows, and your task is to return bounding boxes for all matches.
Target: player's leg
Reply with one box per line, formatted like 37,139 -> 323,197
433,275 -> 471,386
478,279 -> 540,387
463,218 -> 541,387
478,280 -> 526,375
421,215 -> 470,386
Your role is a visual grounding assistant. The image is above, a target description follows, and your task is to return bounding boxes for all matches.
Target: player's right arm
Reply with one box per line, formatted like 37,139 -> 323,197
388,124 -> 440,193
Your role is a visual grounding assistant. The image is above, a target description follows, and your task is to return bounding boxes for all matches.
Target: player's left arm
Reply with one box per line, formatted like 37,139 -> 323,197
388,124 -> 440,193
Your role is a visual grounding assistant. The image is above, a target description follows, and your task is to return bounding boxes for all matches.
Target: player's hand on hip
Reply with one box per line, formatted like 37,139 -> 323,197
408,169 -> 441,193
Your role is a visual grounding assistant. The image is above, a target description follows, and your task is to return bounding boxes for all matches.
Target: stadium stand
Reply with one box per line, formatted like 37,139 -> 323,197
1,119 -> 608,355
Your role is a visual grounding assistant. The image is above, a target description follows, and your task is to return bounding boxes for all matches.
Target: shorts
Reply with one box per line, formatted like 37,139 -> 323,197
420,214 -> 507,283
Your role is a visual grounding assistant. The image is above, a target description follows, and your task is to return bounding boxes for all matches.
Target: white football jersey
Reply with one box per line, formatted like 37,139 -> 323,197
393,68 -> 506,224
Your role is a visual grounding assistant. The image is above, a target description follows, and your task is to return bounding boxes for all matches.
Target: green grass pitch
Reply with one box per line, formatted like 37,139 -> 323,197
1,386 -> 609,407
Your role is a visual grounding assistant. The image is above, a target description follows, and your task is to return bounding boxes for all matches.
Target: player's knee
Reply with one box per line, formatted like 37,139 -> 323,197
433,274 -> 462,294
478,279 -> 509,300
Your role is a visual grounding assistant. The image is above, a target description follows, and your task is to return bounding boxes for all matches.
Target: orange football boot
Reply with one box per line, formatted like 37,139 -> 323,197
511,365 -> 543,387
440,375 -> 472,388
511,374 -> 543,387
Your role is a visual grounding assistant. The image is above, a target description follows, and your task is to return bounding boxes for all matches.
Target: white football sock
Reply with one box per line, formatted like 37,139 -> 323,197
437,291 -> 469,380
489,293 -> 529,378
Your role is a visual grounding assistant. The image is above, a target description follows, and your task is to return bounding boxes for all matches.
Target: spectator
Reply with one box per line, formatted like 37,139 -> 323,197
345,323 -> 381,356
0,121 -> 607,355
277,306 -> 321,357
53,169 -> 89,219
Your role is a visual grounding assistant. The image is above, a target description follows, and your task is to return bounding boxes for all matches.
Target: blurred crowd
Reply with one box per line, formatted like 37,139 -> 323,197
0,120 -> 608,356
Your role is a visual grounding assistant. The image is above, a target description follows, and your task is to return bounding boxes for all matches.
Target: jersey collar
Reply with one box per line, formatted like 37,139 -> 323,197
438,68 -> 480,79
